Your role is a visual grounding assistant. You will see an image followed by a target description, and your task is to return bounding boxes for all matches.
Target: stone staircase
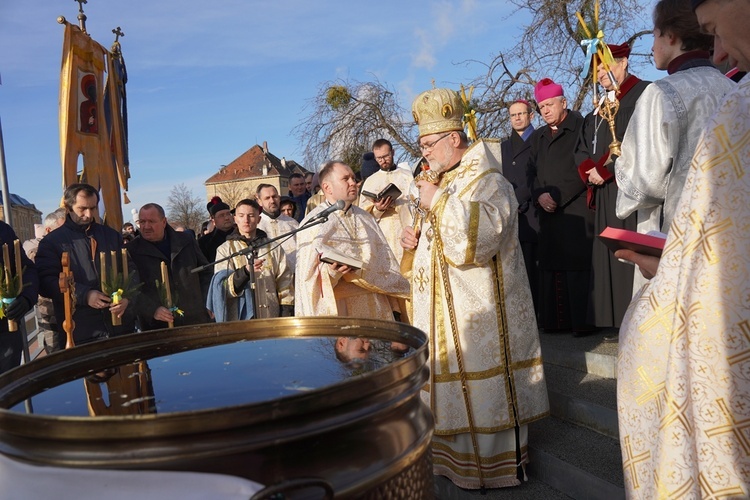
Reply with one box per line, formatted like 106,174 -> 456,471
527,329 -> 625,500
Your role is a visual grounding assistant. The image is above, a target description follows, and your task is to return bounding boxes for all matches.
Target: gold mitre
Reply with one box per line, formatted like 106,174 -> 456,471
412,88 -> 465,138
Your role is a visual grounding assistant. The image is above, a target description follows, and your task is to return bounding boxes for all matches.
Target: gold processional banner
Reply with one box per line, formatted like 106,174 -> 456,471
59,21 -> 130,230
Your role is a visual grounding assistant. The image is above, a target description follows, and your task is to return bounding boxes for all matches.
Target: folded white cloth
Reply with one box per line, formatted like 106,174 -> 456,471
0,452 -> 263,499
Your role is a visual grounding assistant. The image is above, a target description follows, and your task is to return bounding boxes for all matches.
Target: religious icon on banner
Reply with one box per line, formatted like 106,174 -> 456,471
79,73 -> 98,134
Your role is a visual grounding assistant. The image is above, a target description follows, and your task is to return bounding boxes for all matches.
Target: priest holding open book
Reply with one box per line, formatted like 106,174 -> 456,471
358,139 -> 414,263
294,160 -> 409,320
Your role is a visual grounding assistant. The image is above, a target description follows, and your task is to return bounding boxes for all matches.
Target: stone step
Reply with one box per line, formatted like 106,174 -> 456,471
539,330 -> 619,379
544,362 -> 619,439
528,416 -> 624,500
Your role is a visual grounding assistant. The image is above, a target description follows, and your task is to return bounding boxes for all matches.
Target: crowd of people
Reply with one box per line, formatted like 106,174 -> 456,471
0,0 -> 747,494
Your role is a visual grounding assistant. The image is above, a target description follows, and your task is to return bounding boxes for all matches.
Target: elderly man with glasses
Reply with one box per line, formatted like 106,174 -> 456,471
401,88 -> 548,491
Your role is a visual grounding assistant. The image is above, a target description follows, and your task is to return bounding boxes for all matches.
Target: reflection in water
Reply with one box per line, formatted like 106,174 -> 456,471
9,337 -> 415,417
84,361 -> 156,416
333,337 -> 412,377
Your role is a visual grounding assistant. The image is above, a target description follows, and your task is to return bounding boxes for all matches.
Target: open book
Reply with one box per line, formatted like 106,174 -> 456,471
598,227 -> 667,257
361,183 -> 402,202
319,246 -> 363,270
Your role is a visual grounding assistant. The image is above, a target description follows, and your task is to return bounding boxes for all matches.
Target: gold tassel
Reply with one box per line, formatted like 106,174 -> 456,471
123,191 -> 131,204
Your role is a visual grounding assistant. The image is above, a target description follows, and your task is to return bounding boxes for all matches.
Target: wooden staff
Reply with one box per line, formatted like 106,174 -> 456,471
121,249 -> 128,282
110,251 -> 121,326
3,243 -> 17,332
160,262 -> 174,328
12,240 -> 22,331
59,252 -> 76,349
99,251 -> 107,292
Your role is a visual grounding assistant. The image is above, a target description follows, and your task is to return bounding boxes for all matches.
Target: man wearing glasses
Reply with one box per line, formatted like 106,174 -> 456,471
501,99 -> 539,317
358,139 -> 413,263
401,88 -> 548,491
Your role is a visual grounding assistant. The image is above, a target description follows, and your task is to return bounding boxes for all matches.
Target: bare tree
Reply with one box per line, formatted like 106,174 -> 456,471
293,78 -> 420,170
166,183 -> 203,233
470,0 -> 651,139
215,182 -> 247,210
294,0 -> 652,161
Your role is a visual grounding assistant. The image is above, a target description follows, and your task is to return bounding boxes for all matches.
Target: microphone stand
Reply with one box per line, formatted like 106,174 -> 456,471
191,213 -> 334,318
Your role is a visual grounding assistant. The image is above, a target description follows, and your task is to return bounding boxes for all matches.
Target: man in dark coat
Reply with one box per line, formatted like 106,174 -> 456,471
128,203 -> 212,331
526,78 -> 593,333
36,183 -> 137,346
287,173 -> 311,223
501,99 -> 539,314
574,43 -> 651,334
0,220 -> 38,374
198,197 -> 235,265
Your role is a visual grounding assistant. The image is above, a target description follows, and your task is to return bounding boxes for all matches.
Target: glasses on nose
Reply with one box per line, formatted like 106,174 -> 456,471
510,112 -> 529,118
375,154 -> 392,161
419,133 -> 451,152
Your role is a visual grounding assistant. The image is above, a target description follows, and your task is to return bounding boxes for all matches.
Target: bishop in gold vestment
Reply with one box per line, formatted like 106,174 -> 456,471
617,74 -> 750,499
295,161 -> 409,319
403,88 -> 549,490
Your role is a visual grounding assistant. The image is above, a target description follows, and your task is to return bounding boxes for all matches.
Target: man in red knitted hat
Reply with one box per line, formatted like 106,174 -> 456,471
526,78 -> 594,334
573,43 -> 651,340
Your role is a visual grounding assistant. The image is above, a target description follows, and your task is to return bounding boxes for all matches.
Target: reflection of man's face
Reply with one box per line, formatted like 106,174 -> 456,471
69,192 -> 98,226
373,145 -> 394,170
257,187 -> 281,217
289,177 -> 306,196
335,337 -> 372,362
212,209 -> 235,232
321,163 -> 358,204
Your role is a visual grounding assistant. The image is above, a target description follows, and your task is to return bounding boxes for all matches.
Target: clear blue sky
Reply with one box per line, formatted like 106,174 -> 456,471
0,0 -> 657,228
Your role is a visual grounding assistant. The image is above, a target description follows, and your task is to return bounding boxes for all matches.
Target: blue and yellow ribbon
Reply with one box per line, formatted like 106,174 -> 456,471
0,297 -> 15,319
169,306 -> 184,317
111,288 -> 123,305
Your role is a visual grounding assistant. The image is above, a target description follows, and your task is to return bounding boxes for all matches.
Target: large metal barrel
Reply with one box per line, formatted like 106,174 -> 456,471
0,318 -> 433,499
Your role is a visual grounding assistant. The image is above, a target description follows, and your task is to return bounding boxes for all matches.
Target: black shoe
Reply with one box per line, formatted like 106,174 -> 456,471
572,325 -> 599,337
573,330 -> 595,337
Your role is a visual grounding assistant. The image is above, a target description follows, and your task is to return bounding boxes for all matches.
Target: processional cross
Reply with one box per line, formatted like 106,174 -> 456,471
112,26 -> 125,44
74,0 -> 88,33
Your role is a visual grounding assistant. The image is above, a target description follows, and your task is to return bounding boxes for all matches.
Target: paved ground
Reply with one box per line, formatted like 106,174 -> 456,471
434,474 -> 573,499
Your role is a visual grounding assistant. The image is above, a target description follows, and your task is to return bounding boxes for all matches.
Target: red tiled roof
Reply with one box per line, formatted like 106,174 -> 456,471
205,145 -> 308,184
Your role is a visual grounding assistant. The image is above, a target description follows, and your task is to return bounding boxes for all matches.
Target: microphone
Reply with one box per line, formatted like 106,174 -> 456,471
310,200 -> 345,221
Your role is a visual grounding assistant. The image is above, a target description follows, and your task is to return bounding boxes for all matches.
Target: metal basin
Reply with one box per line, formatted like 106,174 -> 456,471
0,317 -> 433,499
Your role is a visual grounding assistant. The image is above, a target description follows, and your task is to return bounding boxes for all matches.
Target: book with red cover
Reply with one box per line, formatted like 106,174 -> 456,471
598,227 -> 666,257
